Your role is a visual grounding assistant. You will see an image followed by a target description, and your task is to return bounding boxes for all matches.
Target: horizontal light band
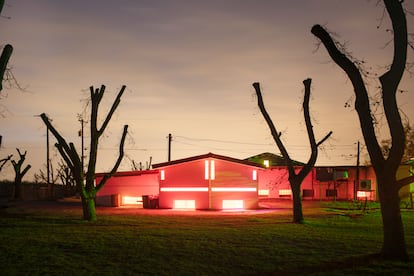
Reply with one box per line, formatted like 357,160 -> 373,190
357,191 -> 370,198
222,200 -> 244,209
122,196 -> 142,205
211,187 -> 257,192
258,189 -> 270,196
160,187 -> 209,192
279,189 -> 292,195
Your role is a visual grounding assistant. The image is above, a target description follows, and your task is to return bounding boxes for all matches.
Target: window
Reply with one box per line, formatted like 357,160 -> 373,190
222,200 -> 244,209
204,160 -> 215,180
252,170 -> 257,180
263,160 -> 270,168
122,196 -> 142,205
174,200 -> 196,209
160,170 -> 165,180
204,160 -> 209,180
258,189 -> 269,196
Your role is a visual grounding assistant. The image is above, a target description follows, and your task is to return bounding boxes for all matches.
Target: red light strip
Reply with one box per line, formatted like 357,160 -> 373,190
160,187 -> 209,192
211,187 -> 257,192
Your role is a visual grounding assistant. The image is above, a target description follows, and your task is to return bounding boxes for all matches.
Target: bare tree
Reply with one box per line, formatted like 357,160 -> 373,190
40,85 -> 128,221
34,162 -> 59,185
0,154 -> 12,173
1,1 -> 13,93
311,0 -> 414,261
55,161 -> 76,196
253,79 -> 332,223
381,122 -> 414,162
11,148 -> 31,200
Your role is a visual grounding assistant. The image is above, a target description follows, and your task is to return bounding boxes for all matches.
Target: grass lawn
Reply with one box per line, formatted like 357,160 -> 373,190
0,200 -> 413,275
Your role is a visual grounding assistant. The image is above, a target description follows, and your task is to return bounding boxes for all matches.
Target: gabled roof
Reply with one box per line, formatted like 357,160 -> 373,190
244,152 -> 306,167
152,152 -> 266,169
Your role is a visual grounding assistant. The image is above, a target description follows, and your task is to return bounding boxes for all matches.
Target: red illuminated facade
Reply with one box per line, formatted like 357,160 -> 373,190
153,153 -> 264,209
94,152 -> 398,208
95,170 -> 159,206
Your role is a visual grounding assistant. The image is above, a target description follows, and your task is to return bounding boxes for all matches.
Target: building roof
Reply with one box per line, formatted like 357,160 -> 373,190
244,152 -> 306,167
95,169 -> 159,178
152,152 -> 266,169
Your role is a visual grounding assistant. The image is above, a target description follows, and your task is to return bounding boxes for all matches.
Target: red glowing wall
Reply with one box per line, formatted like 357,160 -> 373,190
95,170 -> 159,205
158,156 -> 261,209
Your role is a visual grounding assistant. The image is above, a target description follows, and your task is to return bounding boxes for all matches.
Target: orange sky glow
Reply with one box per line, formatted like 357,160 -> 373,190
1,0 -> 414,180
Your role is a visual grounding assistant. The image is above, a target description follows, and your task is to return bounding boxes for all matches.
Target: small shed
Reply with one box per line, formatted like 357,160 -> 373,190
152,153 -> 265,210
95,170 -> 159,207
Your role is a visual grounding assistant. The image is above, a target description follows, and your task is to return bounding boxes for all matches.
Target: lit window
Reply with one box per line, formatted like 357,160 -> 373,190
205,160 -> 215,180
174,200 -> 195,209
263,160 -> 270,168
160,170 -> 165,180
123,196 -> 142,205
222,200 -> 244,209
258,189 -> 269,196
205,160 -> 209,180
252,170 -> 257,180
357,191 -> 370,198
279,189 -> 292,196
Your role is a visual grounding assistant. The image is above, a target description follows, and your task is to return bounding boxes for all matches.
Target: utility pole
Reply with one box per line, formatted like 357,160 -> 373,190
35,114 -> 51,185
355,141 -> 360,200
167,133 -> 172,162
46,126 -> 50,185
78,115 -> 85,175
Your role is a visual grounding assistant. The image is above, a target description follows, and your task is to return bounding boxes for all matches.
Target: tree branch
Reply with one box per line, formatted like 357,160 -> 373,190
252,82 -> 294,174
381,0 -> 407,169
96,124 -> 128,192
98,85 -> 126,135
0,44 -> 13,92
397,175 -> 414,191
311,24 -> 384,167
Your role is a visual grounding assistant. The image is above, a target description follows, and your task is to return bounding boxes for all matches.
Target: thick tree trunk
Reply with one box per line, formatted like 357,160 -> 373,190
81,193 -> 97,221
13,175 -> 22,200
291,179 -> 303,224
311,0 -> 409,260
378,174 -> 408,260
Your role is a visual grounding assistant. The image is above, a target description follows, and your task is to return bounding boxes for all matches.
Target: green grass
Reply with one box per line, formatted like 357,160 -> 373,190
1,202 -> 414,275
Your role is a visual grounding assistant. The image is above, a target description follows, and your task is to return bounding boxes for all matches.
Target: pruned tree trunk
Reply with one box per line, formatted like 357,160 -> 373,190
41,85 -> 128,221
11,149 -> 31,200
311,0 -> 412,261
253,79 -> 332,223
291,178 -> 303,222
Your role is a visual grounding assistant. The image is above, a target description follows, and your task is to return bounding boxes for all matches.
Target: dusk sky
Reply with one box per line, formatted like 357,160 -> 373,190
1,0 -> 413,180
